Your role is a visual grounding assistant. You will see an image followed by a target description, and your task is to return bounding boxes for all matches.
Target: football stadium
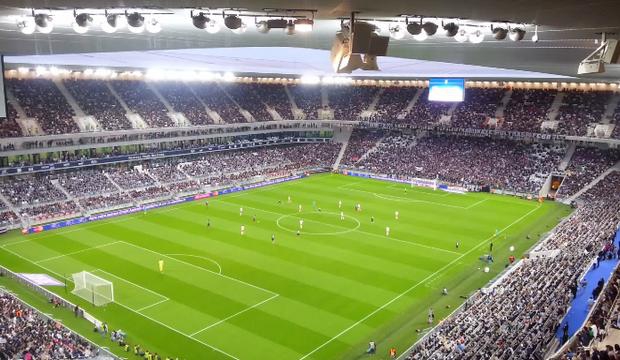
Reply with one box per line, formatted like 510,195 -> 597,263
0,1 -> 619,360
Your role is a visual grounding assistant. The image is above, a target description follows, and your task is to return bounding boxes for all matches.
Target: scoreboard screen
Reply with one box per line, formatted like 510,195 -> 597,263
428,78 -> 465,102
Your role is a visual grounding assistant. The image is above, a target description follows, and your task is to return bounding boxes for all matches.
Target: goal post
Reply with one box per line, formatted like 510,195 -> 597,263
71,271 -> 114,306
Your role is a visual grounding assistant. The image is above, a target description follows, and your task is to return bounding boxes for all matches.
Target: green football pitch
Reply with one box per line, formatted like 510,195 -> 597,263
0,173 -> 571,360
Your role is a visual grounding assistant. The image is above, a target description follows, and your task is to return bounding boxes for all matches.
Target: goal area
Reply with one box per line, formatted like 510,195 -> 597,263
71,271 -> 114,306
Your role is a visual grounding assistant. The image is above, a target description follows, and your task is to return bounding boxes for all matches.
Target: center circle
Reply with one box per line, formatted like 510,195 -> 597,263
276,211 -> 360,235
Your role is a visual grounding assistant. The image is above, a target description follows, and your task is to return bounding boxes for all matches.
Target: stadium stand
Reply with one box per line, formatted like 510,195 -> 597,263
502,89 -> 557,132
154,81 -> 214,126
328,85 -> 379,120
401,89 -> 451,126
450,88 -> 504,129
0,103 -> 23,138
0,291 -> 100,359
189,82 -> 247,123
373,86 -> 419,121
253,83 -> 294,120
556,90 -> 612,136
288,84 -> 322,119
353,131 -> 564,194
110,80 -> 174,128
557,147 -> 620,198
7,78 -> 78,135
63,79 -> 132,131
221,83 -> 273,121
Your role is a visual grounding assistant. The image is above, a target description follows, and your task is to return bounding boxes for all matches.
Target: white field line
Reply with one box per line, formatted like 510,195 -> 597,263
372,192 -> 468,208
136,298 -> 170,312
0,246 -> 240,360
190,293 -> 280,336
91,268 -> 169,303
118,241 -> 278,297
34,241 -> 122,264
165,253 -> 223,274
383,183 -> 452,197
297,204 -> 542,360
464,198 -> 489,209
216,200 -> 461,256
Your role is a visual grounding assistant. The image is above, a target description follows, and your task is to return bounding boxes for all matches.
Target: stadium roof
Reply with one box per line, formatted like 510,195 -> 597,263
0,0 -> 618,80
5,47 -> 573,80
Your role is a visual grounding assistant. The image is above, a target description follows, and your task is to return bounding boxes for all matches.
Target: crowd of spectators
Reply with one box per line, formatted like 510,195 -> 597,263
4,78 -> 620,139
0,291 -> 98,359
450,88 -> 504,129
557,90 -> 612,136
558,147 -> 620,198
221,83 -> 273,122
373,86 -> 419,121
406,174 -> 620,360
0,104 -> 23,138
401,89 -> 451,126
110,80 -> 175,128
79,193 -> 129,212
19,201 -> 79,222
154,81 -> 213,126
7,78 -> 78,135
288,84 -> 322,119
340,129 -> 385,166
354,131 -> 564,194
0,143 -> 339,223
256,83 -> 294,120
328,85 -> 379,120
64,79 -> 132,131
106,167 -> 156,190
0,210 -> 18,226
0,175 -> 67,207
57,170 -> 117,198
189,83 -> 247,123
502,89 -> 557,132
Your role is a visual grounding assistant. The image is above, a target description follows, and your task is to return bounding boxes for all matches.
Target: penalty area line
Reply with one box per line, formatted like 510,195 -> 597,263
190,293 -> 279,336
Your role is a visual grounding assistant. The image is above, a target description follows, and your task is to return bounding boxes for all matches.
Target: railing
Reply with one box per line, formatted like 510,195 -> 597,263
0,264 -> 120,359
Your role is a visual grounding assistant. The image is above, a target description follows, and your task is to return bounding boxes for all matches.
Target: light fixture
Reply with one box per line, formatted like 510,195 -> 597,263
294,18 -> 314,33
34,13 -> 53,33
509,27 -> 525,41
454,28 -> 468,43
413,31 -> 428,42
389,23 -> 406,40
72,13 -> 92,34
16,17 -> 36,35
285,20 -> 295,35
443,22 -> 459,37
468,29 -> 485,43
126,12 -> 145,33
422,22 -> 438,36
224,14 -> 242,30
205,18 -> 221,34
256,20 -> 269,33
493,26 -> 508,40
406,22 -> 422,35
192,12 -> 209,29
231,20 -> 247,34
145,16 -> 161,33
101,14 -> 124,33
531,25 -> 539,43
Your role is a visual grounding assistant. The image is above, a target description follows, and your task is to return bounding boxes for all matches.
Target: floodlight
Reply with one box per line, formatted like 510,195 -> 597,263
126,12 -> 145,33
224,14 -> 242,30
72,13 -> 92,34
422,22 -> 438,36
493,26 -> 508,40
389,24 -> 406,40
294,18 -> 314,32
34,14 -> 53,33
443,22 -> 459,37
145,17 -> 161,33
17,17 -> 36,35
406,22 -> 422,35
509,28 -> 526,41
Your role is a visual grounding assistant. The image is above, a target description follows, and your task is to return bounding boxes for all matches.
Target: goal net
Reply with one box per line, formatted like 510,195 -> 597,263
71,271 -> 114,306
